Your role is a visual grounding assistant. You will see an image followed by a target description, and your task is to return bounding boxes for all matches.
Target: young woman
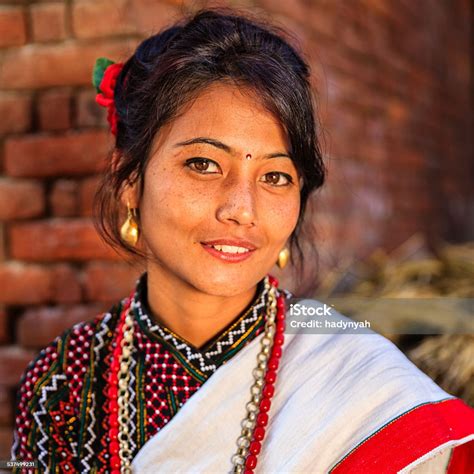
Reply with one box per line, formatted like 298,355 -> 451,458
12,8 -> 473,474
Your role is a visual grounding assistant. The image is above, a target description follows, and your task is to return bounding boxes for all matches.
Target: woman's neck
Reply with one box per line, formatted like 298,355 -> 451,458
144,266 -> 258,349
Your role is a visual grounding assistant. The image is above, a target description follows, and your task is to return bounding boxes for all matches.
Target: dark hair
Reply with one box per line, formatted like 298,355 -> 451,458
94,7 -> 326,279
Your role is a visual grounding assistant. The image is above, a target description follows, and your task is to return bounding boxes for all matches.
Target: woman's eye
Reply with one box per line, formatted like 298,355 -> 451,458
262,171 -> 293,186
185,158 -> 221,174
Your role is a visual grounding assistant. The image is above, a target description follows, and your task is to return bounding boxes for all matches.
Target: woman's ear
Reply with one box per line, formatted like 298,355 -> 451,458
120,181 -> 139,209
113,150 -> 140,209
111,149 -> 121,174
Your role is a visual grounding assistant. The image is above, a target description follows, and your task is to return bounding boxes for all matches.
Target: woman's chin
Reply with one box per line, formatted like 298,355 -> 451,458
191,272 -> 264,297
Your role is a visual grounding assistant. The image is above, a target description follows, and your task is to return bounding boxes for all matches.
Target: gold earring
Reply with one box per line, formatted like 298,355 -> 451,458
120,203 -> 139,246
277,247 -> 290,269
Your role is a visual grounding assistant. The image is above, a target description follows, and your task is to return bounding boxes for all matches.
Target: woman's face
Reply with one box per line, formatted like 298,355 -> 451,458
126,82 -> 301,296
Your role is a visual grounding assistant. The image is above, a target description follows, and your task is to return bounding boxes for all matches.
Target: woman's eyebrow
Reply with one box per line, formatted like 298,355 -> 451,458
174,137 -> 231,152
173,136 -> 292,160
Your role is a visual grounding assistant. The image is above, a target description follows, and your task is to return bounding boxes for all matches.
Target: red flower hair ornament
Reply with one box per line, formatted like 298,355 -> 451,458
92,58 -> 124,136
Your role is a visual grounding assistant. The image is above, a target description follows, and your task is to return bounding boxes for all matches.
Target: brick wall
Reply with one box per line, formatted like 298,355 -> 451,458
0,0 -> 472,458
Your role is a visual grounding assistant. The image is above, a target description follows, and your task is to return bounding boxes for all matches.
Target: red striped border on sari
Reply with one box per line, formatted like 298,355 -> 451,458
329,397 -> 474,473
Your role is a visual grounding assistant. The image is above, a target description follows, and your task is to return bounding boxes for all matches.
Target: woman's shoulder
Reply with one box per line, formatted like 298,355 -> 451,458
282,296 -> 453,403
12,303 -> 125,457
276,297 -> 474,473
16,301 -> 124,397
12,304 -> 124,465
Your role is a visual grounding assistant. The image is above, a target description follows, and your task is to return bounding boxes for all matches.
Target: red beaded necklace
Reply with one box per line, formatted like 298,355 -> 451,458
106,275 -> 285,474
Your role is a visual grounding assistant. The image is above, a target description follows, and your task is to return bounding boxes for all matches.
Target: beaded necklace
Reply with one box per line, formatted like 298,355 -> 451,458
107,275 -> 286,474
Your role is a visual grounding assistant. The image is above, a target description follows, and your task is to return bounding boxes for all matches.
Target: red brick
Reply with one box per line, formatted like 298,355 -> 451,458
0,387 -> 13,425
31,2 -> 67,43
38,88 -> 71,131
0,426 -> 14,459
258,0 -> 310,30
17,304 -> 108,349
0,346 -> 36,387
0,93 -> 31,135
76,89 -> 107,128
0,308 -> 9,344
304,5 -> 336,40
4,130 -> 111,178
9,218 -> 119,261
0,178 -> 45,220
51,264 -> 82,303
72,0 -> 136,39
0,225 -> 5,261
0,7 -> 27,47
50,179 -> 79,217
0,262 -> 53,304
128,0 -> 181,35
79,175 -> 101,216
83,261 -> 141,302
129,0 -> 179,34
71,1 -> 179,39
396,150 -> 427,169
0,40 -> 136,89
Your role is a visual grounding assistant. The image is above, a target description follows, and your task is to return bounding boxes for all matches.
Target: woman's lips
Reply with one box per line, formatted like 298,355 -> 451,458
200,242 -> 256,263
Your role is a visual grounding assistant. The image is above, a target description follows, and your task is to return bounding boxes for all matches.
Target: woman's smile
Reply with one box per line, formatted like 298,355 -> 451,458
200,238 -> 258,263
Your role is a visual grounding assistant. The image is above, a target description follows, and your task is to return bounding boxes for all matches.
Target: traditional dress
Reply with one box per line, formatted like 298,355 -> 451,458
12,273 -> 474,473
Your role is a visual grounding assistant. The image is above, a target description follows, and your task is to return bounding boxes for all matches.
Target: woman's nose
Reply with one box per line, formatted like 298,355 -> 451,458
215,176 -> 257,226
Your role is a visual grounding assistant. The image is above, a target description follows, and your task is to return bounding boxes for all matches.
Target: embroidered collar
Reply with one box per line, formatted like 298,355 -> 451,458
131,273 -> 268,378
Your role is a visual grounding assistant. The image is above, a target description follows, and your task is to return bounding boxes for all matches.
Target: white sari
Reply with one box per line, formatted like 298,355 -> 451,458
132,298 -> 474,473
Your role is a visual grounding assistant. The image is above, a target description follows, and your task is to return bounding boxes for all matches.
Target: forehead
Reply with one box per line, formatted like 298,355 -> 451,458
154,82 -> 290,155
